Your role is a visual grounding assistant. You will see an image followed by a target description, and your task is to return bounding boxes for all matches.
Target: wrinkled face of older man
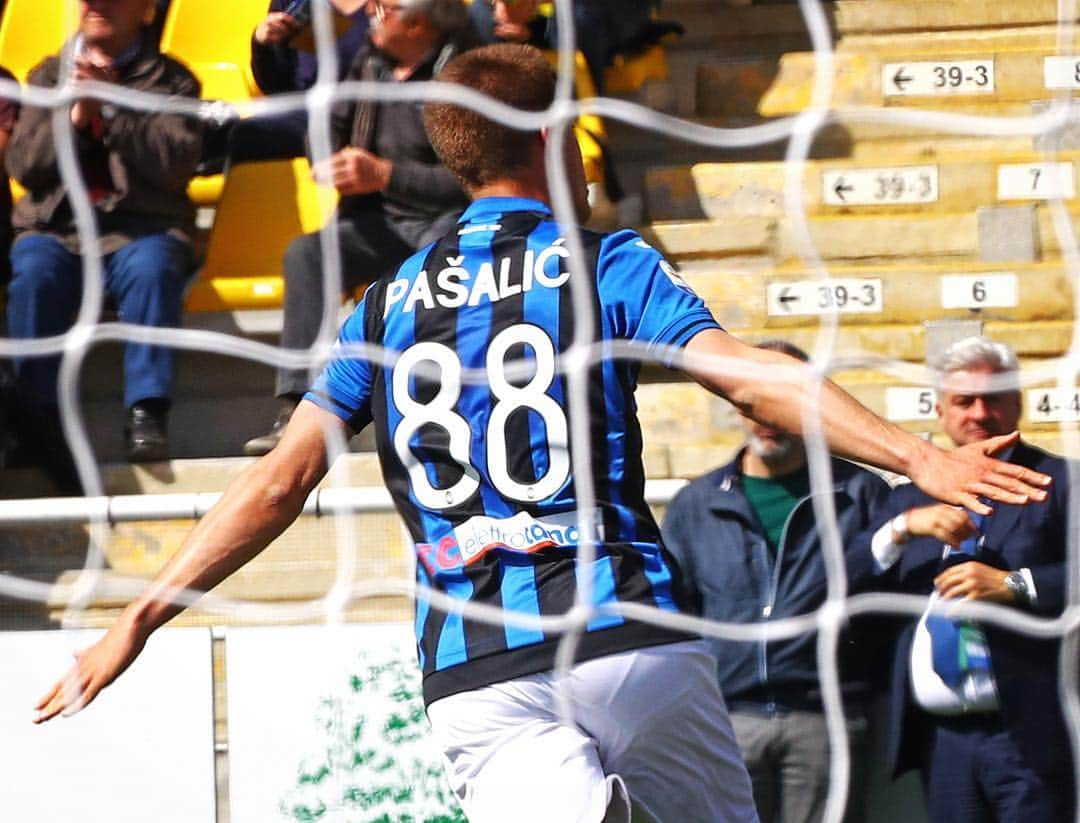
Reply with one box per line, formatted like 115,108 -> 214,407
936,363 -> 1022,447
80,0 -> 154,55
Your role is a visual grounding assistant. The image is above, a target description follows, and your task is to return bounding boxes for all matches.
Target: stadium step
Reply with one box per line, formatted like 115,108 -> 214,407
666,0 -> 1074,40
831,0 -> 1071,36
756,46 -> 1080,117
647,205 -> 1080,263
676,259 -> 1073,331
646,152 -> 1080,221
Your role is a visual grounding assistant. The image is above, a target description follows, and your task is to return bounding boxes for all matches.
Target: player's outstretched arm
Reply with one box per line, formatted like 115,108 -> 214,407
33,401 -> 343,723
682,329 -> 1049,514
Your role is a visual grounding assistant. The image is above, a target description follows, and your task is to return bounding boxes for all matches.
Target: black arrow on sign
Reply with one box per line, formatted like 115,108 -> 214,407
892,67 -> 913,91
833,178 -> 854,201
778,287 -> 798,312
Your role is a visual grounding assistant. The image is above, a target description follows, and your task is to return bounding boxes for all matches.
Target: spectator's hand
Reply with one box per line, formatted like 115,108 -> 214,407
934,561 -> 1012,603
907,431 -> 1050,516
33,614 -> 148,723
70,53 -> 117,131
905,504 -> 978,547
493,0 -> 539,42
312,147 -> 392,196
255,11 -> 303,45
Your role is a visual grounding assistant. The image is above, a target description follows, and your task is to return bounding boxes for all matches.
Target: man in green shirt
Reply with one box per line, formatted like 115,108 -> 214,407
662,340 -> 891,823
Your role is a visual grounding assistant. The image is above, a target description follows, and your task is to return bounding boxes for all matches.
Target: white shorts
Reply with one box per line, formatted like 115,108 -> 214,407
425,640 -> 758,823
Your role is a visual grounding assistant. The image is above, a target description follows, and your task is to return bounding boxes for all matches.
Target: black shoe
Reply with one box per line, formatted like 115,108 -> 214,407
125,401 -> 168,463
243,403 -> 294,457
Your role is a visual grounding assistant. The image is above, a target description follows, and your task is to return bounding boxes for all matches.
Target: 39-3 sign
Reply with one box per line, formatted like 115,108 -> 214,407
883,60 -> 994,96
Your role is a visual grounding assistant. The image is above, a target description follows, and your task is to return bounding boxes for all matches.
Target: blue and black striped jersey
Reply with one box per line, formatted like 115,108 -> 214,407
306,196 -> 722,703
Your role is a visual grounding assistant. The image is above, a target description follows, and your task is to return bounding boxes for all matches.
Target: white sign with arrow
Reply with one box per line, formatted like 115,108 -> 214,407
882,59 -> 994,96
766,279 -> 884,317
822,165 -> 938,206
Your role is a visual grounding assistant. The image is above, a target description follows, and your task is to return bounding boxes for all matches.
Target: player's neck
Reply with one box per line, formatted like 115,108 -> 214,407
470,178 -> 551,205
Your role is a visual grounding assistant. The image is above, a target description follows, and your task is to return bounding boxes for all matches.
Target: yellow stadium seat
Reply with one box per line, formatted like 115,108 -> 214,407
0,0 -> 78,83
542,50 -> 606,185
159,0 -> 267,101
186,158 -> 337,312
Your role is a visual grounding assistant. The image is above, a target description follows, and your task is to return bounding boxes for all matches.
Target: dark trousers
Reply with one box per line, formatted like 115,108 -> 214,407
8,232 -> 193,409
276,211 -> 412,398
922,716 -> 1072,823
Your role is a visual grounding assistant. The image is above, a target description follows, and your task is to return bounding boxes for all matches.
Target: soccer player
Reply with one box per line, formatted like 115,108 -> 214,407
34,44 -> 1052,823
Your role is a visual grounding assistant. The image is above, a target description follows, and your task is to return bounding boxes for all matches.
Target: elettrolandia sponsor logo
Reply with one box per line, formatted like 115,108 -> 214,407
416,510 -> 603,573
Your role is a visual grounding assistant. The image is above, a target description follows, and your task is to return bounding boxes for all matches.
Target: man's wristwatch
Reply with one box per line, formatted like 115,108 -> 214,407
1004,571 -> 1032,605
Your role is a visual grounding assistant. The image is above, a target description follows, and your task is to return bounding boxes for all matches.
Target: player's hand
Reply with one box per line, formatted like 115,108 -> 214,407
255,11 -> 302,45
905,504 -> 978,547
934,561 -> 1012,603
908,431 -> 1050,516
33,617 -> 147,724
312,147 -> 392,195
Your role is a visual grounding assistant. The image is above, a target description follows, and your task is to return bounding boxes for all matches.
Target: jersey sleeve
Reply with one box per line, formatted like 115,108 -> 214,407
303,297 -> 376,432
596,230 -> 721,355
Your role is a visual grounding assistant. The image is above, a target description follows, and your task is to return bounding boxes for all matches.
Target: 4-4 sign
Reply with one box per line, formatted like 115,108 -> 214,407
1028,389 -> 1080,423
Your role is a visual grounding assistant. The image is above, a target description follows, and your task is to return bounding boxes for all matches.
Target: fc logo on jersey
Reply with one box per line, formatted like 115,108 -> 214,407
660,259 -> 697,296
635,239 -> 698,297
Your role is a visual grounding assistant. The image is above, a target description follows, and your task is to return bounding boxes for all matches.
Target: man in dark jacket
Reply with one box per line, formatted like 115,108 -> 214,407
849,336 -> 1074,823
6,0 -> 203,479
662,340 -> 890,823
217,0 -> 369,165
244,0 -> 471,455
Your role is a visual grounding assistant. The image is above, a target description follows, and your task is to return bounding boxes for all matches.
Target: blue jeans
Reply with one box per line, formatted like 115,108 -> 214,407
8,233 -> 194,409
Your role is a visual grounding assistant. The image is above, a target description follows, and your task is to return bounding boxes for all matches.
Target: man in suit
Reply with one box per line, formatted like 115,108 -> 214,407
850,336 -> 1074,822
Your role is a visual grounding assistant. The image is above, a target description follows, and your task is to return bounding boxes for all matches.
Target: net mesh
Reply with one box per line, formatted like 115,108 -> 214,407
2,1 -> 1080,820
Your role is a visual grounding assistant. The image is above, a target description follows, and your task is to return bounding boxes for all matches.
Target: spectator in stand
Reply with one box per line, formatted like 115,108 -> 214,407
662,340 -> 890,823
850,336 -> 1074,823
149,0 -> 172,43
468,0 -> 549,49
0,65 -> 19,289
213,0 -> 369,166
469,1 -> 681,94
5,0 -> 203,483
242,0 -> 472,456
0,65 -> 20,467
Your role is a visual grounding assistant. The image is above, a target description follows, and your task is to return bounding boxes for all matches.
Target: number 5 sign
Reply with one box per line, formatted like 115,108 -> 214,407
885,387 -> 938,421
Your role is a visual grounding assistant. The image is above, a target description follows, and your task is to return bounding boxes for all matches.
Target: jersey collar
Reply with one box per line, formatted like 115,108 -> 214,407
460,197 -> 552,223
